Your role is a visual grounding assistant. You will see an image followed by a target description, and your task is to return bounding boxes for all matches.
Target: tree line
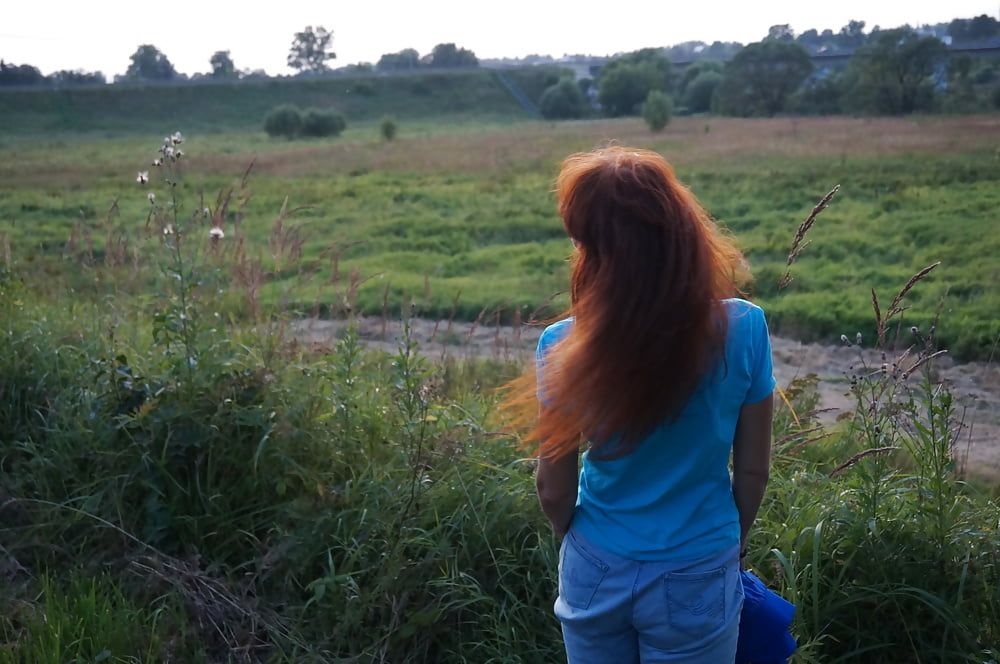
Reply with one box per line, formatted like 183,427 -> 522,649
539,16 -> 1000,122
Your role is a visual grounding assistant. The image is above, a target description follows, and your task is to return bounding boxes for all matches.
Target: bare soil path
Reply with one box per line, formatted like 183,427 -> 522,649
291,317 -> 1000,482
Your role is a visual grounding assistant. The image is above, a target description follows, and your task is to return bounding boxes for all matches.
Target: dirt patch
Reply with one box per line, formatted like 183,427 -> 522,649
292,316 -> 1000,482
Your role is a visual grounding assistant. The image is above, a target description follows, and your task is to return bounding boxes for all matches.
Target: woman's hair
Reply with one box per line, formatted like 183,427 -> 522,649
504,146 -> 749,460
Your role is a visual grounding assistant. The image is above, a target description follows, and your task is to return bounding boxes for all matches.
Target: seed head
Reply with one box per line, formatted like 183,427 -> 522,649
152,158 -> 162,167
171,131 -> 184,145
910,326 -> 919,335
136,171 -> 149,184
147,192 -> 156,204
840,334 -> 850,345
855,332 -> 862,345
209,227 -> 225,240
163,224 -> 174,235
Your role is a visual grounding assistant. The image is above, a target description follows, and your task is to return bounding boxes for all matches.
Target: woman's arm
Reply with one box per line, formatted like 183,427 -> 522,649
732,394 -> 774,555
536,451 -> 579,537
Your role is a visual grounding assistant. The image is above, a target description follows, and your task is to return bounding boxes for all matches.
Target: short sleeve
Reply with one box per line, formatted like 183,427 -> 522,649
535,319 -> 572,406
744,306 -> 776,404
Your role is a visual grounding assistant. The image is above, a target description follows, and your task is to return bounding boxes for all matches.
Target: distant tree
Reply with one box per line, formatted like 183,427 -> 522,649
796,28 -> 822,52
126,44 -> 177,80
598,48 -> 673,116
380,116 -> 398,141
845,28 -> 947,113
49,69 -> 106,86
948,15 -> 1000,43
788,73 -> 845,114
836,20 -> 868,50
677,60 -> 722,98
715,41 -> 813,116
288,26 -> 336,74
766,24 -> 795,42
429,43 -> 478,68
539,78 -> 587,119
683,71 -> 723,113
642,90 -> 672,131
377,48 -> 420,71
210,50 -> 237,78
301,108 -> 346,137
0,60 -> 46,86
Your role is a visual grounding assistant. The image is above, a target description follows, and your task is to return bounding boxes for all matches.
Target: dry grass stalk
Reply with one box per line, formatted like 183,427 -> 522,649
872,261 -> 940,346
777,185 -> 840,290
830,446 -> 900,477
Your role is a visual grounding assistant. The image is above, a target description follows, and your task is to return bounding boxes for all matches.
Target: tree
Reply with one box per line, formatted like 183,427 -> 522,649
377,48 -> 420,71
642,90 -> 672,131
539,78 -> 587,119
766,24 -> 795,42
50,69 -> 106,86
264,105 -> 303,139
677,60 -> 722,98
948,15 -> 1000,43
715,41 -> 813,116
836,20 -> 868,50
0,60 -> 45,86
683,71 -> 723,113
597,48 -> 673,116
429,43 -> 478,68
287,26 -> 336,74
845,28 -> 947,114
210,50 -> 236,78
125,45 -> 177,81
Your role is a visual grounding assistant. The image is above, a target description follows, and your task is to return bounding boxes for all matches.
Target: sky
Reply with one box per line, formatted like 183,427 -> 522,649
2,0 -> 998,77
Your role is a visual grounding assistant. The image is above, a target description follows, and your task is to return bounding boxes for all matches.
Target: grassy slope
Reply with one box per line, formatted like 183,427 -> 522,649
0,67 -> 571,135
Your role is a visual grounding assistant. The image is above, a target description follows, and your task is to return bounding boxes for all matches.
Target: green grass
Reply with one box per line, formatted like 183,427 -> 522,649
0,67 -> 572,136
2,115 -> 998,359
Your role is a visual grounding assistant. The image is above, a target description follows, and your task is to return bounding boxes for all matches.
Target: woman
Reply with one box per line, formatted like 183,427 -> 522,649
509,147 -> 774,663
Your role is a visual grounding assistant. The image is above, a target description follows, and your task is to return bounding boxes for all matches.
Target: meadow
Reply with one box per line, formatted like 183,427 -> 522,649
1,94 -> 1000,662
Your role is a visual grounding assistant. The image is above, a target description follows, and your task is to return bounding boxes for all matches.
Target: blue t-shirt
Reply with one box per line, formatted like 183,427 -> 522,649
535,298 -> 775,561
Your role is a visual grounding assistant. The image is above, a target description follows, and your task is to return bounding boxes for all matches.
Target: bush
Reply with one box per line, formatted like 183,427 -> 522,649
301,108 -> 347,138
539,78 -> 587,120
642,90 -> 672,131
682,71 -> 723,113
380,116 -> 398,141
264,104 -> 302,139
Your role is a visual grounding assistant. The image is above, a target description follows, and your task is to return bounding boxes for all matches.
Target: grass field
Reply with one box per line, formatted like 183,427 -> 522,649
2,108 -> 1000,662
3,114 -> 998,359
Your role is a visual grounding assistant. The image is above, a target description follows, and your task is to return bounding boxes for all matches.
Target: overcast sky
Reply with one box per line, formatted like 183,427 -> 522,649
2,0 -> 997,77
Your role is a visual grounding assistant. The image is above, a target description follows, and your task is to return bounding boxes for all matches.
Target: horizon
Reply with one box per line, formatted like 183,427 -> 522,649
2,0 -> 998,78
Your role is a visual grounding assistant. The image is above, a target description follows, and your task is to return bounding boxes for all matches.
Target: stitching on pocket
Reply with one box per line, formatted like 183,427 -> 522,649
561,534 -> 609,610
664,566 -> 726,643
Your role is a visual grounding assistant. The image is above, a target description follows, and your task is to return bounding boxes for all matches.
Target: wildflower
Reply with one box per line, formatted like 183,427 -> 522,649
209,227 -> 225,240
136,171 -> 149,184
163,224 -> 174,235
147,192 -> 156,204
856,332 -> 862,345
910,326 -> 919,335
174,149 -> 184,159
202,207 -> 211,217
840,334 -> 850,345
164,146 -> 175,159
171,131 -> 184,145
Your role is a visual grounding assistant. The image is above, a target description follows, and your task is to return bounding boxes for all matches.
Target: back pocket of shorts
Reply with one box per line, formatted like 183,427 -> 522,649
664,566 -> 726,645
559,534 -> 609,610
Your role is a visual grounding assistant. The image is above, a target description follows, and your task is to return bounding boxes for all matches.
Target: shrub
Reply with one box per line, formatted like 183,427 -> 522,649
380,116 -> 398,141
682,71 -> 723,113
539,78 -> 587,120
264,104 -> 302,139
642,90 -> 672,131
301,108 -> 347,138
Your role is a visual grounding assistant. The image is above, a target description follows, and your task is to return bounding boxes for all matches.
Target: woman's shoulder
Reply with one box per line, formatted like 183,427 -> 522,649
722,298 -> 766,325
536,318 -> 574,358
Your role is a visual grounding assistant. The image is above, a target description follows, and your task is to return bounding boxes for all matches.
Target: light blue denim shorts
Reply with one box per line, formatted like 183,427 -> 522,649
555,528 -> 744,663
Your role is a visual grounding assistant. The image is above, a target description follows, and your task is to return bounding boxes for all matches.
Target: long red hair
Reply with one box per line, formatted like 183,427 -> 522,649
503,146 -> 749,460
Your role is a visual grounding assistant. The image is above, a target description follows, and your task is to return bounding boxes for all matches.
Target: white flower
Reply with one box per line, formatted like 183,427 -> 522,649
856,332 -> 862,345
209,227 -> 225,240
163,136 -> 172,146
147,192 -> 156,204
174,149 -> 184,159
840,334 -> 850,344
910,326 -> 919,335
152,158 -> 162,167
136,171 -> 149,184
163,224 -> 174,235
171,131 -> 184,145
164,146 -> 175,159
202,207 -> 211,217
